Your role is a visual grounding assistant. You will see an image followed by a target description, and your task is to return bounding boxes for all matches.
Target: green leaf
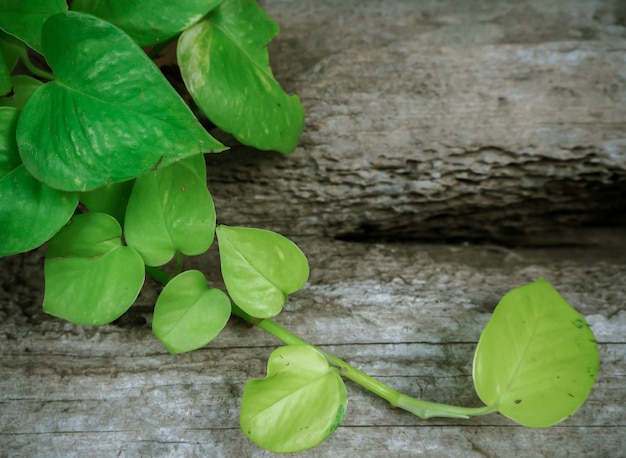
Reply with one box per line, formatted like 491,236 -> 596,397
80,180 -> 135,226
0,107 -> 77,257
152,270 -> 231,354
216,225 -> 309,318
0,75 -> 43,108
472,278 -> 599,427
0,45 -> 10,95
124,155 -> 216,266
17,11 -> 225,192
177,0 -> 304,153
241,345 -> 348,453
72,0 -> 222,47
44,213 -> 145,326
0,33 -> 23,73
0,0 -> 67,53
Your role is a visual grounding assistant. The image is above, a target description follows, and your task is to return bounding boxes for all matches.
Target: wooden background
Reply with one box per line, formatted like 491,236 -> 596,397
2,0 -> 626,456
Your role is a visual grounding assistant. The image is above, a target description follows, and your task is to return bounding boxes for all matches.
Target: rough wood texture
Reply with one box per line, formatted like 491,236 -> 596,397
2,0 -> 626,457
1,240 -> 625,456
204,0 -> 626,243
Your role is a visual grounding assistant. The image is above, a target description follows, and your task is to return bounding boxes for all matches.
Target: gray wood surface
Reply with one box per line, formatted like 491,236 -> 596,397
204,0 -> 626,243
2,0 -> 626,457
1,240 -> 625,456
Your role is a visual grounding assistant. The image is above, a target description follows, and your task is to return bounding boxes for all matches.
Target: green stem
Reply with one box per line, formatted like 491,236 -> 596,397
145,266 -> 171,286
231,304 -> 497,420
20,50 -> 54,81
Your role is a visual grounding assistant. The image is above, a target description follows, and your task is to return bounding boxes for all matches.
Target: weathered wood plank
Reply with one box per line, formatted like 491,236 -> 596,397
1,239 -> 624,456
198,0 -> 626,243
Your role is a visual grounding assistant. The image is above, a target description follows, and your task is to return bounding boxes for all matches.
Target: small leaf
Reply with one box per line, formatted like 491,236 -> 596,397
72,0 -> 222,47
241,345 -> 347,453
473,278 -> 599,427
17,11 -> 225,192
0,107 -> 77,257
124,156 -> 216,266
152,270 -> 231,354
0,0 -> 67,53
216,225 -> 309,318
0,75 -> 43,109
0,32 -> 23,73
44,213 -> 145,326
178,0 -> 304,153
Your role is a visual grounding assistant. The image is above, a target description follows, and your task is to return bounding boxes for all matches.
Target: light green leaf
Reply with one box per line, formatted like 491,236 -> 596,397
0,0 -> 67,53
152,270 -> 231,354
44,213 -> 145,326
72,0 -> 222,47
0,107 -> 77,257
17,11 -> 225,192
216,225 -> 309,318
241,345 -> 347,453
473,278 -> 599,427
124,155 -> 216,266
178,0 -> 304,153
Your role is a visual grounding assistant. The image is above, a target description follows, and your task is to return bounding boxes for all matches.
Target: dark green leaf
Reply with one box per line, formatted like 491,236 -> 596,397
124,155 -> 216,266
241,345 -> 347,453
0,46 -> 10,95
72,0 -> 222,47
44,213 -> 145,325
0,33 -> 23,73
178,0 -> 304,153
216,225 -> 309,318
473,278 -> 599,427
0,107 -> 77,257
0,0 -> 67,53
152,270 -> 231,354
17,11 -> 225,192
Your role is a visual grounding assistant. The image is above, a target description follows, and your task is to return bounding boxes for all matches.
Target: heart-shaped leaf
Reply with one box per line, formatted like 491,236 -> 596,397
241,345 -> 347,453
152,270 -> 231,354
72,0 -> 222,47
472,278 -> 599,427
0,0 -> 67,53
44,212 -> 145,326
17,11 -> 225,192
124,155 -> 216,266
178,0 -> 304,153
216,225 -> 309,318
0,107 -> 77,257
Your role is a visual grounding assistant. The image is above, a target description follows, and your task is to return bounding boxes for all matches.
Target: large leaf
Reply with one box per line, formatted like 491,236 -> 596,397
44,213 -> 145,326
178,0 -> 304,153
473,278 -> 599,427
152,270 -> 231,354
0,107 -> 77,257
72,0 -> 222,47
17,11 -> 225,192
124,155 -> 216,266
216,225 -> 309,318
0,0 -> 67,53
240,345 -> 348,453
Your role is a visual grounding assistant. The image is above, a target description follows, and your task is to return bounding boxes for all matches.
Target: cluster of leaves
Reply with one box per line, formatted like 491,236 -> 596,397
0,0 -> 600,454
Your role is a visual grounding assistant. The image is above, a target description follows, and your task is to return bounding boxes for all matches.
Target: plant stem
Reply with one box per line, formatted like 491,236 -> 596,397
230,304 -> 497,420
145,266 -> 171,286
20,50 -> 54,81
